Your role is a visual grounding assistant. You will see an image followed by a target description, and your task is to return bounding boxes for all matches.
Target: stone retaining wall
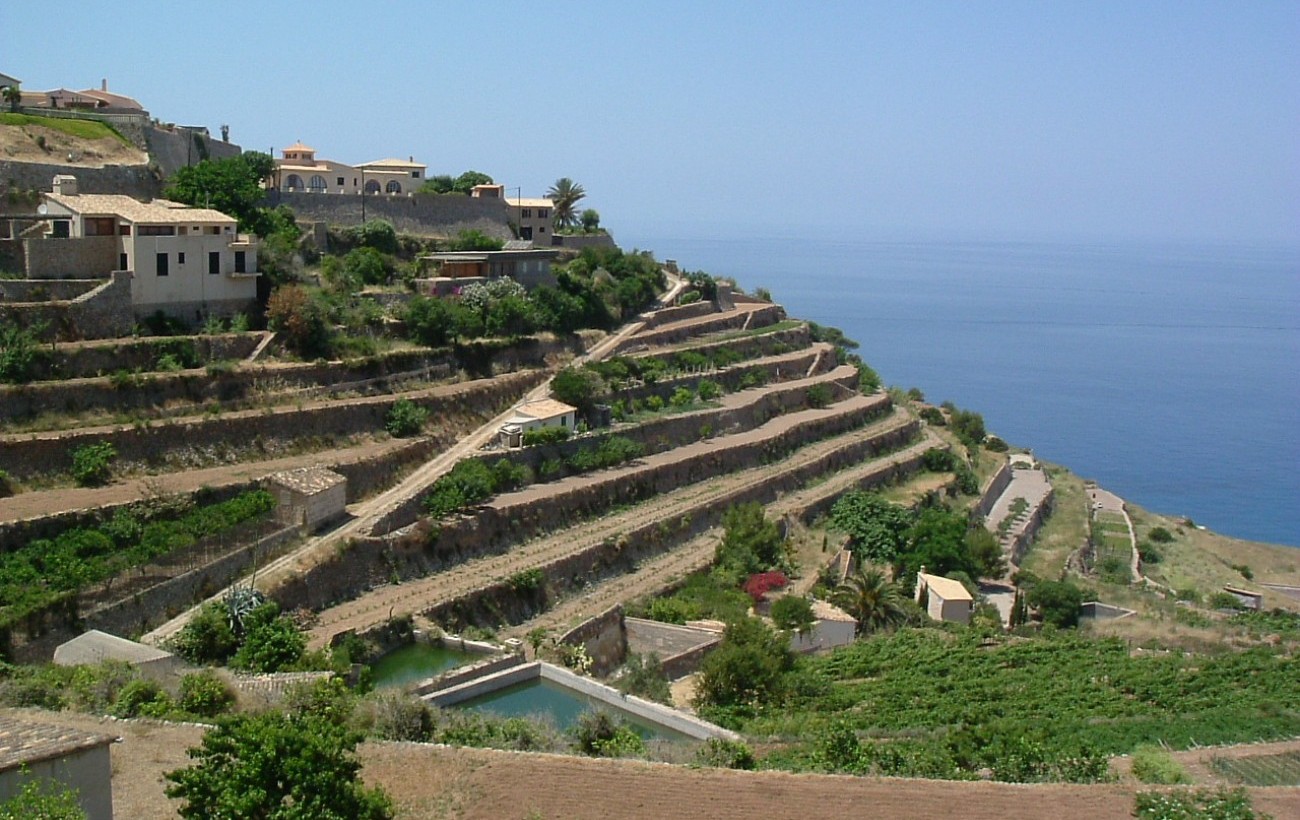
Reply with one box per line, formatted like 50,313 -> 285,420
272,407 -> 919,620
25,333 -> 263,381
24,236 -> 118,279
975,461 -> 1013,520
1009,488 -> 1054,565
617,304 -> 785,351
557,605 -> 626,676
0,161 -> 159,201
640,301 -> 717,329
0,278 -> 102,302
0,270 -> 133,341
0,369 -> 543,481
267,190 -> 510,238
631,323 -> 811,366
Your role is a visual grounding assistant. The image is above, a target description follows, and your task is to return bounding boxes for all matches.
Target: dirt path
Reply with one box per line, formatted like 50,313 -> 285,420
306,403 -> 914,646
23,707 -> 1300,820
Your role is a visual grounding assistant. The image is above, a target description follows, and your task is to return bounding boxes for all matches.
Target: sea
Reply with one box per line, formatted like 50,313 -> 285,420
620,233 -> 1300,548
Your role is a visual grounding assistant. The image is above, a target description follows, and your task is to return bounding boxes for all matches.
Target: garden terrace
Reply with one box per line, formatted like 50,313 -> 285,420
621,321 -> 812,369
369,364 -> 866,536
284,394 -> 919,641
0,369 -> 544,484
0,333 -> 586,431
614,302 -> 785,352
1,332 -> 265,383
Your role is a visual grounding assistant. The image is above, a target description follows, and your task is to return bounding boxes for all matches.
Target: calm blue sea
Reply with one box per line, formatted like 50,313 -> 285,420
621,234 -> 1300,547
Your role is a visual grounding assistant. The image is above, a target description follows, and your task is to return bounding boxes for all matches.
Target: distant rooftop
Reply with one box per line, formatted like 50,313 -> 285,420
53,629 -> 174,666
45,190 -> 235,225
267,466 -> 346,495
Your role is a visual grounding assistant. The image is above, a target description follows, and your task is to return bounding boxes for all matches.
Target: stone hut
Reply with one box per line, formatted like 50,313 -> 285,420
265,467 -> 347,531
53,629 -> 183,682
0,715 -> 116,820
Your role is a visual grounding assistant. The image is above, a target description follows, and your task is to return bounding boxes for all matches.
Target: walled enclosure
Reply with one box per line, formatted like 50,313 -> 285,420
0,270 -> 133,341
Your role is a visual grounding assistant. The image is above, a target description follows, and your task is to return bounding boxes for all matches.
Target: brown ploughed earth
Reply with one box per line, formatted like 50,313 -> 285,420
15,709 -> 1299,820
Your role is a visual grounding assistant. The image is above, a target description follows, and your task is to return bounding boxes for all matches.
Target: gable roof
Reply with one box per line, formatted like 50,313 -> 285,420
45,192 -> 235,224
53,629 -> 175,666
514,398 -> 576,421
0,72 -> 19,89
511,197 -> 554,208
918,572 -> 973,602
0,716 -> 115,773
79,88 -> 143,110
356,157 -> 426,170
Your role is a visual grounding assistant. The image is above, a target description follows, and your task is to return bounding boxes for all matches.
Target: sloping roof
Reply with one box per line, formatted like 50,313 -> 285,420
502,240 -> 535,251
79,88 -> 144,110
53,629 -> 175,666
267,466 -> 346,495
514,398 -> 576,421
45,192 -> 235,224
918,573 -> 973,602
0,72 -> 19,88
0,716 -> 115,773
357,157 -> 426,169
511,197 -> 554,208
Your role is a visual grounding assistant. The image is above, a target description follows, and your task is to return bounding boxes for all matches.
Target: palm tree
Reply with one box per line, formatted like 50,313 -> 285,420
2,84 -> 21,113
834,567 -> 908,635
546,177 -> 586,230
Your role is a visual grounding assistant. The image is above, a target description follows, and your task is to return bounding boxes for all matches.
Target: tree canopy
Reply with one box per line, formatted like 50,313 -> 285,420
547,177 -> 586,229
165,711 -> 393,819
829,491 -> 913,565
164,152 -> 278,235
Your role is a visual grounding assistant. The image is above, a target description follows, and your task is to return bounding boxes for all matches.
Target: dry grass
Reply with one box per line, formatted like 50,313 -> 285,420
1019,462 -> 1090,578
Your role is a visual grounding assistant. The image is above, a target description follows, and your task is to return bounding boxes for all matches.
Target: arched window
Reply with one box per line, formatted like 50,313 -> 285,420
386,180 -> 402,194
308,175 -> 327,192
285,174 -> 304,191
364,179 -> 381,194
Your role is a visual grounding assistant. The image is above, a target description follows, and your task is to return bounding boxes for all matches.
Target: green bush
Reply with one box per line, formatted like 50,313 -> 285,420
0,469 -> 12,499
521,427 -> 570,447
1148,526 -> 1175,543
694,738 -> 756,770
1131,744 -> 1191,784
70,442 -> 116,487
112,678 -> 173,718
770,595 -> 815,634
807,383 -> 833,409
178,670 -> 236,717
669,386 -> 695,407
0,775 -> 86,820
571,710 -> 645,758
615,653 -> 671,704
230,602 -> 306,673
0,324 -> 44,384
384,399 -> 428,438
697,380 -> 722,401
1134,787 -> 1262,820
1028,580 -> 1084,628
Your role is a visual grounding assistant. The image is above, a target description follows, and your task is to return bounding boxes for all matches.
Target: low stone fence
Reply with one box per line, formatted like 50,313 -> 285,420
0,369 -> 543,481
630,323 -> 810,366
640,301 -> 717,329
550,233 -> 616,251
625,617 -> 721,680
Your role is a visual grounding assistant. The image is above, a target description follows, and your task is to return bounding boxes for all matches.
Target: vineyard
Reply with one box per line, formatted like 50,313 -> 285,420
1210,750 -> 1300,786
725,628 -> 1300,781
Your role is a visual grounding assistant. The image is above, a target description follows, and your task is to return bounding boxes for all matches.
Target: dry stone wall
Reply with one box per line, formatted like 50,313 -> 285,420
0,279 -> 101,302
267,190 -> 511,238
0,270 -> 133,342
557,605 -> 626,676
640,301 -> 718,329
0,369 -> 543,481
618,304 -> 785,351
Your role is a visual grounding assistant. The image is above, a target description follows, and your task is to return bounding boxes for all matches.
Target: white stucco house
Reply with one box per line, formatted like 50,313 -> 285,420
789,599 -> 858,653
38,175 -> 258,322
916,571 -> 974,625
499,398 -> 577,446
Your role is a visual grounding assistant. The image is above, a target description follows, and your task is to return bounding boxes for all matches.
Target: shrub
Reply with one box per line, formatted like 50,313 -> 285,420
178,670 -> 235,717
571,710 -> 645,758
694,738 -> 756,770
230,603 -> 306,673
807,383 -> 833,409
0,324 -> 44,384
984,435 -> 1010,452
1130,744 -> 1191,784
113,678 -> 174,718
1028,580 -> 1084,628
919,406 -> 946,425
770,595 -> 815,634
0,775 -> 86,820
384,399 -> 428,437
267,285 -> 334,359
1133,787 -> 1261,820
0,469 -> 12,499
521,427 -> 570,447
643,394 -> 665,412
1148,526 -> 1175,543
358,690 -> 433,741
697,379 -> 722,401
70,442 -> 116,487
615,653 -> 671,704
669,386 -> 695,408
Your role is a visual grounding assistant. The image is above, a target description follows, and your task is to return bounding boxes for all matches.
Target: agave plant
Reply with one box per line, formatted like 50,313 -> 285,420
224,584 -> 266,636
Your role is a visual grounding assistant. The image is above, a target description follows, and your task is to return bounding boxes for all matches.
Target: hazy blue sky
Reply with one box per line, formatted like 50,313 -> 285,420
7,1 -> 1297,243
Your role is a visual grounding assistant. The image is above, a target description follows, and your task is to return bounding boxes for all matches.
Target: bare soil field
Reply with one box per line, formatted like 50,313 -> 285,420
22,708 -> 1299,820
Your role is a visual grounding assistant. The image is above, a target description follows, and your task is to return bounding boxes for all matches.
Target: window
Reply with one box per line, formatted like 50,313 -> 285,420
286,174 -> 304,190
309,175 -> 327,192
119,253 -> 128,270
208,251 -> 220,274
411,171 -> 420,178
337,176 -> 345,186
207,226 -> 221,235
234,251 -> 246,273
137,225 -> 176,236
119,224 -> 131,236
521,208 -> 531,218
538,208 -> 548,218
178,252 -> 186,264
365,180 -> 381,194
385,180 -> 402,194
156,252 -> 169,276
85,217 -> 115,236
51,221 -> 70,238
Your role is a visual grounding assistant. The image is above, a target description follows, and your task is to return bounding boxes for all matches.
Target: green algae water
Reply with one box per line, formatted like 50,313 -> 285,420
370,643 -> 475,689
460,677 -> 691,741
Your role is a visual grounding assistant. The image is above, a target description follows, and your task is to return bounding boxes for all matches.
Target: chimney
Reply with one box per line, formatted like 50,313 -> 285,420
409,156 -> 413,162
52,175 -> 79,196
101,79 -> 107,91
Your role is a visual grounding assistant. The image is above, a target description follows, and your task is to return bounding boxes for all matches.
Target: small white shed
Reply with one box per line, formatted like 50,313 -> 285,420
499,398 -> 577,447
916,572 -> 974,625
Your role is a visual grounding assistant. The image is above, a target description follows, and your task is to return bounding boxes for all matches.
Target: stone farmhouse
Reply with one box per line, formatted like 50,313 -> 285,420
270,141 -> 426,196
499,398 -> 577,446
30,175 -> 259,323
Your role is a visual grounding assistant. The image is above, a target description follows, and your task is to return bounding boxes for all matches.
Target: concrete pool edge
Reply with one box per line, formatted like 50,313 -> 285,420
425,661 -> 740,742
